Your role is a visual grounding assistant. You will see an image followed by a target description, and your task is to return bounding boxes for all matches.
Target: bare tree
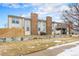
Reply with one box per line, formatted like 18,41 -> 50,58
61,3 -> 79,35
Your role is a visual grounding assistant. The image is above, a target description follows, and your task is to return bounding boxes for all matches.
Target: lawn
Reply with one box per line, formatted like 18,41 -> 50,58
0,36 -> 78,56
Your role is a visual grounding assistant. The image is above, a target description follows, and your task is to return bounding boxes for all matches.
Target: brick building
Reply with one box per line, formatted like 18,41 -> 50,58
8,13 -> 70,35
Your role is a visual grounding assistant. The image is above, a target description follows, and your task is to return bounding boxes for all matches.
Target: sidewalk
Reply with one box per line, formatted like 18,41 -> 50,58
27,41 -> 79,56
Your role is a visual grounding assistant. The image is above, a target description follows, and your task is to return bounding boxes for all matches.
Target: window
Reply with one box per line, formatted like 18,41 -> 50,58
38,28 -> 40,31
43,27 -> 46,31
52,29 -> 53,31
43,23 -> 45,26
43,29 -> 45,31
27,27 -> 29,31
16,21 -> 19,24
12,18 -> 19,24
12,20 -> 15,23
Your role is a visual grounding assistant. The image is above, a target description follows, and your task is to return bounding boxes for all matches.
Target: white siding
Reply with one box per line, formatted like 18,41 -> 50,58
52,23 -> 56,34
24,20 -> 31,35
38,21 -> 46,34
8,17 -> 24,28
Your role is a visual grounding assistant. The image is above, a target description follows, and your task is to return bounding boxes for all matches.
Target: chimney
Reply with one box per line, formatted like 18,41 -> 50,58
46,16 -> 52,35
31,13 -> 38,35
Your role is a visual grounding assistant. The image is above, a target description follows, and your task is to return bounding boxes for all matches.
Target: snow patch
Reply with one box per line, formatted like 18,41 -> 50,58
57,43 -> 79,56
54,40 -> 62,42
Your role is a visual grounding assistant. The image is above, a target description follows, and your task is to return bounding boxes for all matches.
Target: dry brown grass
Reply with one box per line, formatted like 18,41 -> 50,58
0,28 -> 24,38
0,36 -> 79,56
0,39 -> 56,56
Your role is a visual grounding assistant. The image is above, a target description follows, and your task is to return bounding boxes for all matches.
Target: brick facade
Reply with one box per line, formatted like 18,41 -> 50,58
8,13 -> 54,35
31,13 -> 38,35
46,16 -> 52,35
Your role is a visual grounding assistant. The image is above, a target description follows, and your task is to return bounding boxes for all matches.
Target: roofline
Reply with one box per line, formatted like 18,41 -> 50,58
8,15 -> 64,23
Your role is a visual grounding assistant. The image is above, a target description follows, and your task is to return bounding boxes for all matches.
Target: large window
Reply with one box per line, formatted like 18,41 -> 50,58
12,20 -> 15,23
12,18 -> 19,24
43,23 -> 46,26
27,27 -> 29,31
16,21 -> 19,24
38,28 -> 40,31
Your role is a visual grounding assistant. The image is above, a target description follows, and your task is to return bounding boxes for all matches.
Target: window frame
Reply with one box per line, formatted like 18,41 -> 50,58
12,18 -> 19,24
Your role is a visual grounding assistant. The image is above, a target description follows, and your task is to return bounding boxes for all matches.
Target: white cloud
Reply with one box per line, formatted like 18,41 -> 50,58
0,3 -> 69,22
31,3 -> 69,21
9,4 -> 20,8
0,3 -> 29,8
32,3 -> 69,14
20,13 -> 30,18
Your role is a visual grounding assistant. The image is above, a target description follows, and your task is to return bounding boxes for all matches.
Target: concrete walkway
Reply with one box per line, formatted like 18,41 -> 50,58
26,41 -> 79,56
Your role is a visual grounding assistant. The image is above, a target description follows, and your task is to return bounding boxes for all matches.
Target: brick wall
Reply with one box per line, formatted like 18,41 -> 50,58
31,13 -> 38,35
46,16 -> 52,35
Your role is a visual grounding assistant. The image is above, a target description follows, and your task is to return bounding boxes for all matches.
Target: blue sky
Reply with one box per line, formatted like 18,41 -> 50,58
0,3 -> 69,28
